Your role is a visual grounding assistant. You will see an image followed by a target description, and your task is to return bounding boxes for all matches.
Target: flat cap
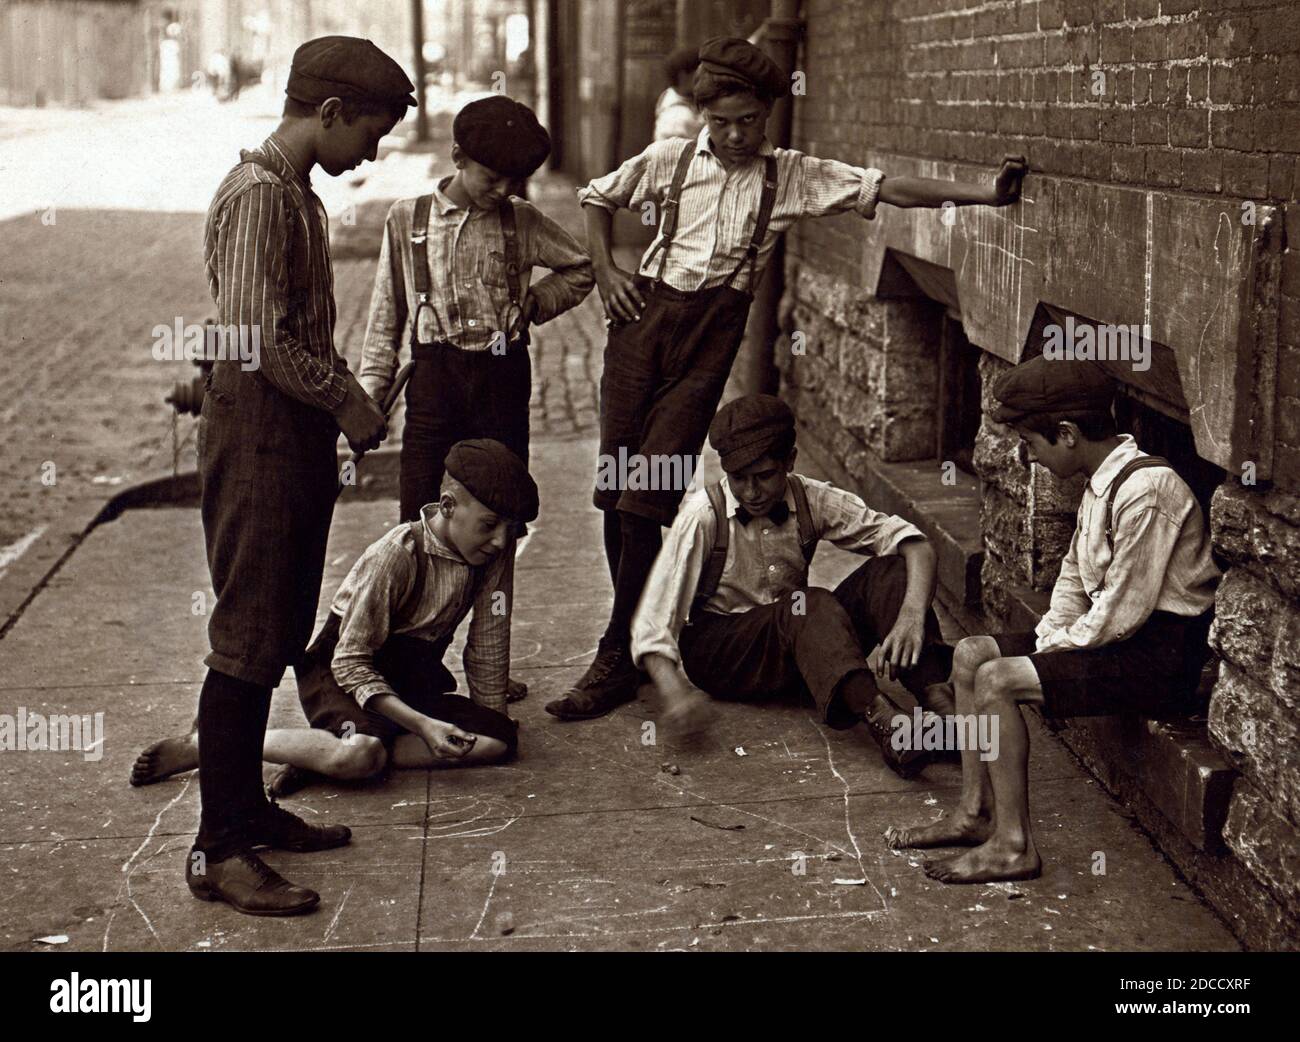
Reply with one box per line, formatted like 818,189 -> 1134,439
445,439 -> 539,523
695,36 -> 789,102
286,36 -> 416,108
990,355 -> 1116,425
709,393 -> 796,472
454,95 -> 551,178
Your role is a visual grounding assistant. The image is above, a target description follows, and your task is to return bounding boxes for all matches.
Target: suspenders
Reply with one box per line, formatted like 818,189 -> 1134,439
1104,456 -> 1172,553
690,475 -> 818,621
409,195 -> 526,349
1088,455 -> 1173,598
397,519 -> 430,621
643,140 -> 781,293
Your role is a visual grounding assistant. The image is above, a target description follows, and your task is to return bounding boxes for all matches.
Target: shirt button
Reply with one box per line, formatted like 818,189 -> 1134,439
768,564 -> 776,572
468,319 -> 477,326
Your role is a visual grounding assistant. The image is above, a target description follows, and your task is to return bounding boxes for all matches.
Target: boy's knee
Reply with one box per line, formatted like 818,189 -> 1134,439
972,659 -> 1017,711
330,734 -> 387,779
954,635 -> 999,679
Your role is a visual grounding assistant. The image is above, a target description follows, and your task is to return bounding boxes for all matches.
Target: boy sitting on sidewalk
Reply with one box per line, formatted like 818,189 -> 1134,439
886,357 -> 1220,883
548,34 -> 1026,721
132,440 -> 537,795
632,394 -> 955,778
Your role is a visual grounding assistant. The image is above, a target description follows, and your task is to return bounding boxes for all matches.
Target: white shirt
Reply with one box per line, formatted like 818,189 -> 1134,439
631,475 -> 923,669
1035,435 -> 1220,653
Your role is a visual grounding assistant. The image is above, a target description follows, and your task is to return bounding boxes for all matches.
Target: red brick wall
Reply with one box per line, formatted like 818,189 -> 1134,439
790,0 -> 1300,487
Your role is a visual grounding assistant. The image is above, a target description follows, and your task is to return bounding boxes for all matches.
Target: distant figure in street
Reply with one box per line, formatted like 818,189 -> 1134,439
173,36 -> 411,918
654,46 -> 703,141
886,358 -> 1220,883
132,441 -> 536,800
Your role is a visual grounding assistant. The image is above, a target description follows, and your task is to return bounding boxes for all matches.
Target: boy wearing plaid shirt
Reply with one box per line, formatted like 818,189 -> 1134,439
547,35 -> 1027,721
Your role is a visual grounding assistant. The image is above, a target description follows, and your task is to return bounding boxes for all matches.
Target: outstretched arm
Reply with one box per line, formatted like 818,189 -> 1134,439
879,155 -> 1027,209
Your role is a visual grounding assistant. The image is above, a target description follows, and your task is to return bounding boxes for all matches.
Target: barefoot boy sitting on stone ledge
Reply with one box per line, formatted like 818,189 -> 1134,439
132,440 -> 537,805
632,394 -> 955,777
886,357 -> 1220,883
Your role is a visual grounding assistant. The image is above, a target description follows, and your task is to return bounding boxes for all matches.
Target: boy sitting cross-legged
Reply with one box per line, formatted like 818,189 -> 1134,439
886,357 -> 1220,883
132,440 -> 537,811
631,394 -> 956,778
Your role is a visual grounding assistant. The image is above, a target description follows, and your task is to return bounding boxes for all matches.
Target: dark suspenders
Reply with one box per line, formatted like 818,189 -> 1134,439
1088,455 -> 1173,598
690,475 -> 818,621
409,194 -> 526,349
643,141 -> 781,293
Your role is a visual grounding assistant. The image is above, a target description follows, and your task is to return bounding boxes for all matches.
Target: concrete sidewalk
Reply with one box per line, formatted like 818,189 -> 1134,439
0,427 -> 1238,951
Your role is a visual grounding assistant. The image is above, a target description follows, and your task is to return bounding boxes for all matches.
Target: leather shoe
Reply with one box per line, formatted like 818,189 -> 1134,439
253,800 -> 351,853
861,695 -> 933,779
186,849 -> 320,917
545,642 -> 640,720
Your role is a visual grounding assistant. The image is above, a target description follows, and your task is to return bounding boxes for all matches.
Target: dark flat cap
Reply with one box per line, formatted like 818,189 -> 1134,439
454,95 -> 551,178
990,355 -> 1115,425
695,36 -> 789,101
445,439 -> 539,523
709,393 -> 796,472
286,36 -> 416,108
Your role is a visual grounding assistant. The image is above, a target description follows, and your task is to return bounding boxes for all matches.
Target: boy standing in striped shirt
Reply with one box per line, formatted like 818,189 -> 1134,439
189,37 -> 410,916
546,36 -> 1028,721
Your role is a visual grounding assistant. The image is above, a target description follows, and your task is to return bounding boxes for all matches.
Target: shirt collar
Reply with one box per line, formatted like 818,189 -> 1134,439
258,134 -> 310,191
431,175 -> 463,216
1087,434 -> 1140,497
417,503 -> 471,563
719,475 -> 794,521
698,125 -> 775,161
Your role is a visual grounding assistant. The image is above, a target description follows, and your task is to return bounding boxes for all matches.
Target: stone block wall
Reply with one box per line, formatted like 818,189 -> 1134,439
780,0 -> 1300,948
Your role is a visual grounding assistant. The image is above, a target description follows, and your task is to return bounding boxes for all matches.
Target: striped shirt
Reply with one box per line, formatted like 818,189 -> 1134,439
330,504 -> 514,713
358,178 -> 594,402
631,475 -> 924,669
1035,435 -> 1220,653
578,126 -> 884,294
204,134 -> 348,412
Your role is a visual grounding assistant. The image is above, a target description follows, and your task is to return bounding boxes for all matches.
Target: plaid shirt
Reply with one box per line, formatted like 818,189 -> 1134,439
578,127 -> 884,293
203,134 -> 348,412
329,505 -> 514,713
1035,436 -> 1220,652
358,178 -> 594,402
630,475 -> 923,669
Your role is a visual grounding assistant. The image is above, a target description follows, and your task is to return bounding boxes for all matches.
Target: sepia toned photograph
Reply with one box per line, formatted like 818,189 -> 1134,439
0,0 -> 1294,990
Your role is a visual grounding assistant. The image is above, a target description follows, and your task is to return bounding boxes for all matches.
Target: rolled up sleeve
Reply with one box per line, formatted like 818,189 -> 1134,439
794,153 -> 885,221
631,510 -> 712,670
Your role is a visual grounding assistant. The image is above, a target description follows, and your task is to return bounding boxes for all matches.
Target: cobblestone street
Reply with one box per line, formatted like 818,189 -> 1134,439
0,87 -> 609,562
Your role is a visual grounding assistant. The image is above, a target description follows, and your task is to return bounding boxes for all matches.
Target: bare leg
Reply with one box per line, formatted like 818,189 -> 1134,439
885,635 -> 999,849
925,656 -> 1043,883
130,729 -> 198,786
390,732 -> 510,768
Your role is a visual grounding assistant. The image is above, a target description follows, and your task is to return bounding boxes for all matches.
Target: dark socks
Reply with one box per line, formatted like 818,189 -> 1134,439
601,511 -> 662,651
195,668 -> 273,862
602,509 -> 623,587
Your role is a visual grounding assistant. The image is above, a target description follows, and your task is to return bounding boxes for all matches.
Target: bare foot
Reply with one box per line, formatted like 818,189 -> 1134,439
129,734 -> 197,786
884,811 -> 991,850
662,686 -> 718,738
266,763 -> 320,798
922,838 -> 1042,884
